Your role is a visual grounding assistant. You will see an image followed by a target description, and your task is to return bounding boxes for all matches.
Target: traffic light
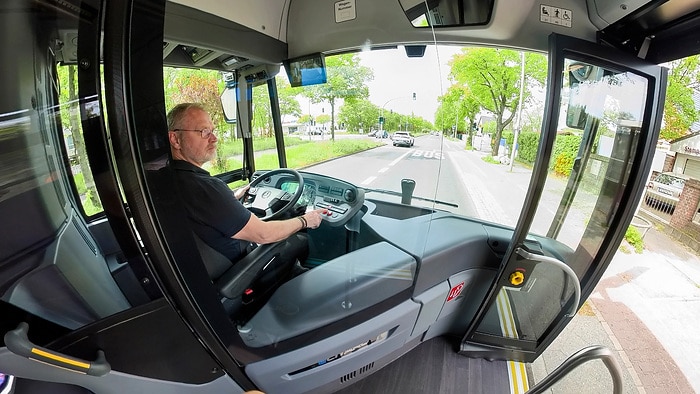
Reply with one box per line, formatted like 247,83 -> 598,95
379,116 -> 384,124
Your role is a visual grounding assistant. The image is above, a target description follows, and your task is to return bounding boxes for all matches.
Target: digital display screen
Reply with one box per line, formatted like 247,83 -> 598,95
281,181 -> 315,207
283,53 -> 327,87
281,181 -> 299,194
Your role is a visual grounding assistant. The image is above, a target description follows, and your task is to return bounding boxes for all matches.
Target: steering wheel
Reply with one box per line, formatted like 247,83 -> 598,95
244,168 -> 305,221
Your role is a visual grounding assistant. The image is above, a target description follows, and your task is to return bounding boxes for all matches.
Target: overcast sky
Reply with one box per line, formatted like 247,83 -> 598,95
292,45 -> 463,123
359,45 -> 462,122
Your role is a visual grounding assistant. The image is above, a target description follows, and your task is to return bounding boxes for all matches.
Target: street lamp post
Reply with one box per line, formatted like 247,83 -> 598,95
380,93 -> 416,135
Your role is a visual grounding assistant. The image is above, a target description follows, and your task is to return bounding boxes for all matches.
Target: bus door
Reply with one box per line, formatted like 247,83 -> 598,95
459,34 -> 667,362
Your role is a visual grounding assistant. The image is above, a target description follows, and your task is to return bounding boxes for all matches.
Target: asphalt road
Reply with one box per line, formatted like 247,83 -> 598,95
306,134 -> 477,217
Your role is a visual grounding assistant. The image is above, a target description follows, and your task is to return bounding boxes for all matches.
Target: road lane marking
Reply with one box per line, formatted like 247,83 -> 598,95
389,150 -> 413,166
361,176 -> 376,185
446,151 -> 509,224
379,167 -> 389,173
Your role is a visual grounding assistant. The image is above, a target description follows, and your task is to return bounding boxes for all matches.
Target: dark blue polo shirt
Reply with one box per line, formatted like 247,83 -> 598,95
170,160 -> 252,261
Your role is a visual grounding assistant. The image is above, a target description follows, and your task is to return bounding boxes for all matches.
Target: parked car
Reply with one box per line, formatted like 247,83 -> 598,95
392,131 -> 414,147
645,172 -> 689,213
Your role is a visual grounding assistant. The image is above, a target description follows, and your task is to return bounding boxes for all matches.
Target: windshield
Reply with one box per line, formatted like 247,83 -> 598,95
274,46 -> 547,227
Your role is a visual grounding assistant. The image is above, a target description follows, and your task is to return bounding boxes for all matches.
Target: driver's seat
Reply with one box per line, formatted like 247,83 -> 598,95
193,233 -> 309,322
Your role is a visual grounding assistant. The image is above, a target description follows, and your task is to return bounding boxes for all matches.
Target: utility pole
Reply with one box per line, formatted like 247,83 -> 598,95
509,51 -> 525,172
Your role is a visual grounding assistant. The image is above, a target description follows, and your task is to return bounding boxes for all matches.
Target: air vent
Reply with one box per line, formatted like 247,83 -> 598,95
339,362 -> 374,384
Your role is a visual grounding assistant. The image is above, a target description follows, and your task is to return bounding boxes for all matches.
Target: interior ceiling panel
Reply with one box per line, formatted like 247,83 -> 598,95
598,0 -> 700,63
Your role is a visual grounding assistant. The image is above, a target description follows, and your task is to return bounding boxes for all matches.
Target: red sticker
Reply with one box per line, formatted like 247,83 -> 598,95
446,281 -> 465,302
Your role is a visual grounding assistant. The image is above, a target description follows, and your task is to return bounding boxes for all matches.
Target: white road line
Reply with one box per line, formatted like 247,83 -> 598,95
378,167 -> 389,173
361,176 -> 377,185
446,151 -> 509,223
389,150 -> 413,167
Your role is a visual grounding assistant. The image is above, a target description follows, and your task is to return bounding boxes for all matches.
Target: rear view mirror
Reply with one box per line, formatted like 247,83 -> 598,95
220,71 -> 237,124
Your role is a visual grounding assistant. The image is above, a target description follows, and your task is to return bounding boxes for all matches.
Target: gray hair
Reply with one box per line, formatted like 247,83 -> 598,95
166,103 -> 206,130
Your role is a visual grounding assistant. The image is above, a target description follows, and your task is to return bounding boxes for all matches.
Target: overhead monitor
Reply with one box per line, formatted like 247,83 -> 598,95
284,53 -> 327,87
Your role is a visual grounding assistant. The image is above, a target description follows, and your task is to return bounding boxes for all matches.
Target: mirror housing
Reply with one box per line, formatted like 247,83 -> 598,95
566,63 -> 602,129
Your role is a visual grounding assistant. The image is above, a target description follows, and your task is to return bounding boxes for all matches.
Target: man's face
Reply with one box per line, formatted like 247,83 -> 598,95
169,108 -> 218,167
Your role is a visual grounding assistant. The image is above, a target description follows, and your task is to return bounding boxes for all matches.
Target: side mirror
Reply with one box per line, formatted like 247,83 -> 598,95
220,86 -> 237,124
566,62 -> 611,130
565,63 -> 595,129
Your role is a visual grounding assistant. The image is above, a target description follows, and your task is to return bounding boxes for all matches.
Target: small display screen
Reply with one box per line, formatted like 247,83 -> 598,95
281,181 -> 299,194
281,181 -> 315,207
283,53 -> 327,87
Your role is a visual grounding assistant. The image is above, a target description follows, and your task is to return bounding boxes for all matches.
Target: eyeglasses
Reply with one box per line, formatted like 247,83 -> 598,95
173,128 -> 216,139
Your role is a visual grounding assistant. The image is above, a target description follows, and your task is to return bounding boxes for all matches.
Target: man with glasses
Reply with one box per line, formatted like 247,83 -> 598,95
166,102 -> 323,266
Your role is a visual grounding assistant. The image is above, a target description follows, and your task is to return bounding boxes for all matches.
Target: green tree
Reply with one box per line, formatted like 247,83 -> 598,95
298,114 -> 314,125
56,65 -> 101,210
436,85 -> 480,146
315,114 -> 331,126
449,48 -> 547,155
660,55 -> 700,141
301,53 -> 373,140
277,78 -> 302,122
338,99 -> 380,133
250,78 -> 302,137
168,68 -> 224,127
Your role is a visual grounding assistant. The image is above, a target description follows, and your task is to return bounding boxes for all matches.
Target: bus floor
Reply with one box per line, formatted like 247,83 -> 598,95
336,336 -> 511,394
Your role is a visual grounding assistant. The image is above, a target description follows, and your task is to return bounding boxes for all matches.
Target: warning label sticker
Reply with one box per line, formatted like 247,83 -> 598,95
447,281 -> 465,302
335,0 -> 356,23
540,4 -> 572,28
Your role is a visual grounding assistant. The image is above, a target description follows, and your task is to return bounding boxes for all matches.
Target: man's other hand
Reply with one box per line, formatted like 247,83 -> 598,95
303,209 -> 325,229
234,184 -> 250,200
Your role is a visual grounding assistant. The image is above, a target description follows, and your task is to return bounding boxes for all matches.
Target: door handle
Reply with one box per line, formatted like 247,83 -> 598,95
516,248 -> 581,317
4,322 -> 111,376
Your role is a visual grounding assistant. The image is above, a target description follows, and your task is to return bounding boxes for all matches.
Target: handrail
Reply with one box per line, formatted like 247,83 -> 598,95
526,345 -> 623,394
516,248 -> 581,317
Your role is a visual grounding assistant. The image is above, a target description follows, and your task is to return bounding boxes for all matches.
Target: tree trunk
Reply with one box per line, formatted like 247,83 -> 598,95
491,119 -> 505,157
68,66 -> 101,209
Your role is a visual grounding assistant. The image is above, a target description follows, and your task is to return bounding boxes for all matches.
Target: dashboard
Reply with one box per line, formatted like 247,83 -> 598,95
251,170 -> 364,226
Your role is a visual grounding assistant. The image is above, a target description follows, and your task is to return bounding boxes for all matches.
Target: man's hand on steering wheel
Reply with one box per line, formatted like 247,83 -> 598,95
243,169 -> 305,221
234,184 -> 250,201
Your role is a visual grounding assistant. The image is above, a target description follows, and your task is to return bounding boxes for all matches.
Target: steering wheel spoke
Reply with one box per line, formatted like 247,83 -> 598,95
245,169 -> 305,221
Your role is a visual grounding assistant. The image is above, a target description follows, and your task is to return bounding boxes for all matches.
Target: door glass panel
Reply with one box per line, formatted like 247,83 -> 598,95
473,57 -> 649,342
57,64 -> 105,217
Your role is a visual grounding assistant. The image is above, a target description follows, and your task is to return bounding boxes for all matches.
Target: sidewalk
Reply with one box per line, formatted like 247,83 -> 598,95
531,229 -> 700,393
446,141 -> 700,393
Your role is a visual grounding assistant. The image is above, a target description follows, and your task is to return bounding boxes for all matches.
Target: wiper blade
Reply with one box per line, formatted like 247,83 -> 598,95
363,188 -> 458,208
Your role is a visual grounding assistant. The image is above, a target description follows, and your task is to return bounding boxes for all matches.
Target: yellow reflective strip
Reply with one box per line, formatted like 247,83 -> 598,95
509,360 -> 520,394
519,361 -> 529,391
31,348 -> 90,370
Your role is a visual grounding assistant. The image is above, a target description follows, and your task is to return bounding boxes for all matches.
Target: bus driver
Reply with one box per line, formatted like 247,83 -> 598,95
166,103 -> 324,265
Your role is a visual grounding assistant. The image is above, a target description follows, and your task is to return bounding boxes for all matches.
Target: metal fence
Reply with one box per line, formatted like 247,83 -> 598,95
640,189 -> 678,224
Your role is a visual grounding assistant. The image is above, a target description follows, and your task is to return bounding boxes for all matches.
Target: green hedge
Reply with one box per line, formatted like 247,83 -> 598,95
517,131 -> 540,164
500,131 -> 581,178
550,134 -> 582,177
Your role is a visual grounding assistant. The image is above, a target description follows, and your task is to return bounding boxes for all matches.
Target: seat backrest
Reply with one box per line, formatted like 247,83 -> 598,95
192,234 -> 233,279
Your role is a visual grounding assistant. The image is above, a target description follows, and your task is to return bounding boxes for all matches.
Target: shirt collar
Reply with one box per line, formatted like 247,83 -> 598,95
170,159 -> 210,176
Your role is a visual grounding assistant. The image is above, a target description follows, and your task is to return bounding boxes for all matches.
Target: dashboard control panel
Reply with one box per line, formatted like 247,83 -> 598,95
250,170 -> 364,227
